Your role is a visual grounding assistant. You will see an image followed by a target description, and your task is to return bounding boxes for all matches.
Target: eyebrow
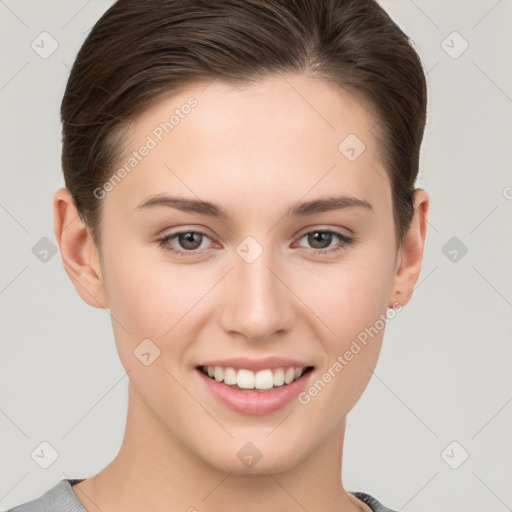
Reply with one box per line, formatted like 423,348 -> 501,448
135,194 -> 373,219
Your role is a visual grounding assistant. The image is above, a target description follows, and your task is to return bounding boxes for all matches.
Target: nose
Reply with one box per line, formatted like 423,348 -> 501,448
218,243 -> 296,342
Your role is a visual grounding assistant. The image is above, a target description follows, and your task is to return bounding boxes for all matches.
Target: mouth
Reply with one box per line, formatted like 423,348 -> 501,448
198,365 -> 314,392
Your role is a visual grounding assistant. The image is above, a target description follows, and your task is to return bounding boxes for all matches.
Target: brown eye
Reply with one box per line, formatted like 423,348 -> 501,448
157,230 -> 212,255
307,231 -> 334,249
295,229 -> 355,256
177,232 -> 204,250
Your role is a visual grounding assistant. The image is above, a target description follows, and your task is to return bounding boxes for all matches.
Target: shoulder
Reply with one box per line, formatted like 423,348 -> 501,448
350,491 -> 398,512
5,479 -> 87,512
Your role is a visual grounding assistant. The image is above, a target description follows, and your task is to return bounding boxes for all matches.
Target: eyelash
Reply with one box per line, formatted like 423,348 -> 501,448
156,228 -> 355,257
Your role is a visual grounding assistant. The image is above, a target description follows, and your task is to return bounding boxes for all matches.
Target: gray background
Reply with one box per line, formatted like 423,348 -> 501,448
1,1 -> 511,511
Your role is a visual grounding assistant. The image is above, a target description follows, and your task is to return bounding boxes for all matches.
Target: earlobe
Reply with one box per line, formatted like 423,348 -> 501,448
388,188 -> 429,308
53,188 -> 108,309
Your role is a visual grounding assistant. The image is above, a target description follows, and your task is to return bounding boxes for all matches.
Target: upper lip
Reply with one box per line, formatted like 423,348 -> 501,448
198,357 -> 314,372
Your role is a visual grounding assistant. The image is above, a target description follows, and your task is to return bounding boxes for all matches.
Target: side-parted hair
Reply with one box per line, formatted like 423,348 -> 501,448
61,0 -> 427,246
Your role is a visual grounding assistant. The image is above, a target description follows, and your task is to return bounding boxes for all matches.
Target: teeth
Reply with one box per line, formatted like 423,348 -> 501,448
214,366 -> 224,382
254,369 -> 274,390
237,369 -> 255,389
223,367 -> 237,385
273,368 -> 285,386
201,366 -> 309,390
284,367 -> 295,384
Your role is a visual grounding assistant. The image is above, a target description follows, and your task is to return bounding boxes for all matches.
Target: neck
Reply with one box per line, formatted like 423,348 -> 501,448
72,384 -> 367,512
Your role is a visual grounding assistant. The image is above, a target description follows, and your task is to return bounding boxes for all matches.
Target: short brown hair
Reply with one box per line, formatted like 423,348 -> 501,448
61,0 -> 427,246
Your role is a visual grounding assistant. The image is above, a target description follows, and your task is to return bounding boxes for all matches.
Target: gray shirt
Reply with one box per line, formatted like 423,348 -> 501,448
6,479 -> 398,512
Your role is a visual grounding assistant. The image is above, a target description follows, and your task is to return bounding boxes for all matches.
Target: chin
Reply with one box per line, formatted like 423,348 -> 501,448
197,440 -> 306,476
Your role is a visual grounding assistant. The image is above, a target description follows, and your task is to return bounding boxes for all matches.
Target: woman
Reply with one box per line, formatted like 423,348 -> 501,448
8,0 -> 429,510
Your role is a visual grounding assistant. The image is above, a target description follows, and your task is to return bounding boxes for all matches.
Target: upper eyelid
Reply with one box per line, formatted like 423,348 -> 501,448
157,226 -> 214,241
295,226 -> 351,237
161,226 -> 350,238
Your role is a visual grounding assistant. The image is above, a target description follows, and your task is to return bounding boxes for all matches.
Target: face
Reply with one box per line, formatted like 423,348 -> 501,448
92,74 -> 402,473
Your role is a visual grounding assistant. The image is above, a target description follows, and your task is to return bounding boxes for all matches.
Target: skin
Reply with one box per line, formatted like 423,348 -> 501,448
54,73 -> 429,512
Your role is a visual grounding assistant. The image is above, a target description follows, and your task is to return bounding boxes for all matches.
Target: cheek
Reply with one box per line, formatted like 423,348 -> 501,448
100,241 -> 218,361
295,264 -> 391,419
297,253 -> 394,348
300,248 -> 396,409
101,236 -> 168,323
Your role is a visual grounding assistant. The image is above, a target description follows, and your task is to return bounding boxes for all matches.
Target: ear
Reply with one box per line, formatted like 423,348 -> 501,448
388,188 -> 429,308
53,188 -> 108,309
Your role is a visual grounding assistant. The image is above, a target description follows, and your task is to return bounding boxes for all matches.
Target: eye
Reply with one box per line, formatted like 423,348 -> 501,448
157,229 -> 214,256
294,229 -> 355,255
157,228 -> 355,257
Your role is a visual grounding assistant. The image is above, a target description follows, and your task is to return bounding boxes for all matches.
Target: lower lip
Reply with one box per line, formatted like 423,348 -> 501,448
196,368 -> 313,415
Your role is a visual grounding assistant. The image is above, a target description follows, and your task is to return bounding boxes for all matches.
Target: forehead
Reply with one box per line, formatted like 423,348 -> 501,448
107,74 -> 390,216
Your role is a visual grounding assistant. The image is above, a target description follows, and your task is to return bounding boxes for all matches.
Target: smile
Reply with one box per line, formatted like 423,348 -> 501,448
196,359 -> 315,415
200,365 -> 314,391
